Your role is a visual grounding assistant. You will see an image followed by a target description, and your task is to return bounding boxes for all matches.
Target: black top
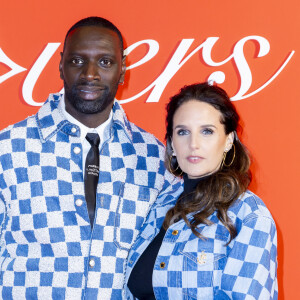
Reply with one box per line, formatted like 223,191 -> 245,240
128,174 -> 206,299
127,225 -> 166,300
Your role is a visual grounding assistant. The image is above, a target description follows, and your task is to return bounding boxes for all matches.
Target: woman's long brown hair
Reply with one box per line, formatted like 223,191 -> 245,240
163,83 -> 251,244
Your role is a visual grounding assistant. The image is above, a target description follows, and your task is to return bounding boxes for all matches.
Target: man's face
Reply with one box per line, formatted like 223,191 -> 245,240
59,26 -> 126,116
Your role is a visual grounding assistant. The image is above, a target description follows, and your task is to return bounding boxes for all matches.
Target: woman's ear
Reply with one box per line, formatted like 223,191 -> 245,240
225,132 -> 234,152
171,139 -> 176,156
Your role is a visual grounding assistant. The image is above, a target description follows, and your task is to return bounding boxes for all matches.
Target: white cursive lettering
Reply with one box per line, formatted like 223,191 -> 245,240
0,37 -> 295,105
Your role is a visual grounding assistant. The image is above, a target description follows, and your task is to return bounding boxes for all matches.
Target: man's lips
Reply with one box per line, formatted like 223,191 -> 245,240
186,156 -> 204,164
77,85 -> 105,92
76,85 -> 106,99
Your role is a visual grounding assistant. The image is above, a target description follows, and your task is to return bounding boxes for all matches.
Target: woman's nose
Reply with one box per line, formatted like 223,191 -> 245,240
189,134 -> 200,150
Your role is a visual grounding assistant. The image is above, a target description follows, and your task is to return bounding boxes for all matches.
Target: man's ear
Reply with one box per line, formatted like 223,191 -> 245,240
59,52 -> 64,80
119,55 -> 126,84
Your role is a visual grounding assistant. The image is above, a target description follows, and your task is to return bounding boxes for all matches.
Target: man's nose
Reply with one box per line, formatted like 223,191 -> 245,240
82,62 -> 101,81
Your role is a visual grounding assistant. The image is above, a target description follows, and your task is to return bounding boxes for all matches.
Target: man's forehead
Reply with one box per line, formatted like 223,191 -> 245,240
63,25 -> 123,57
66,26 -> 119,45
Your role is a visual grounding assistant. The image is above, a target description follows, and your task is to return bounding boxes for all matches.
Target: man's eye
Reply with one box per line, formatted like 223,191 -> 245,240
100,58 -> 112,67
71,58 -> 84,64
202,128 -> 214,135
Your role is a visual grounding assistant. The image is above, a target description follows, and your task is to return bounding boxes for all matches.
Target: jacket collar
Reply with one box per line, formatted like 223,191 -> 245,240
36,93 -> 133,143
111,99 -> 133,142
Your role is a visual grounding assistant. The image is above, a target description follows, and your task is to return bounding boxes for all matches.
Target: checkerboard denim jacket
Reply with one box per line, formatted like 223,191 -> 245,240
124,190 -> 278,299
0,93 -> 183,300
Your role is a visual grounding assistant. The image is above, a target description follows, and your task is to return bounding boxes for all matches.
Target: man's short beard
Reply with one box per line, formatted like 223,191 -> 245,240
64,81 -> 118,114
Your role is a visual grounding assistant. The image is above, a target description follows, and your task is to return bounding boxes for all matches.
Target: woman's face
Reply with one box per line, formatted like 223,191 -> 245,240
172,100 -> 233,179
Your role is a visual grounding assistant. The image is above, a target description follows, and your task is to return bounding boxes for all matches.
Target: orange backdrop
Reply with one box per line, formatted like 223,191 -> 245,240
0,1 -> 299,298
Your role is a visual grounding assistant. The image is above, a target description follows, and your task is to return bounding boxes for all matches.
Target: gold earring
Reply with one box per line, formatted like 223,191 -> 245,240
222,144 -> 236,167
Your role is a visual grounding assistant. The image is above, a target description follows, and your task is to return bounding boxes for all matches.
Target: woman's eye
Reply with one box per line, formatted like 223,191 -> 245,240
71,58 -> 84,64
177,129 -> 189,136
202,128 -> 214,135
100,58 -> 112,67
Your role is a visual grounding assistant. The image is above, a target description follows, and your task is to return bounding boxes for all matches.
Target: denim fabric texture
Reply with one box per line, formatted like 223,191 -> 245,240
0,93 -> 183,300
124,191 -> 278,300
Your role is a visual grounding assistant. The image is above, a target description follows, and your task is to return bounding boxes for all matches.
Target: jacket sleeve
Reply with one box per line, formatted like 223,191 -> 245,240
215,214 -> 278,299
0,190 -> 6,239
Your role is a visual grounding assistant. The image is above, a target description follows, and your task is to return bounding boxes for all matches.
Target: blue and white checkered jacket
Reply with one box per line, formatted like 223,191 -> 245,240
124,190 -> 278,299
0,93 -> 183,300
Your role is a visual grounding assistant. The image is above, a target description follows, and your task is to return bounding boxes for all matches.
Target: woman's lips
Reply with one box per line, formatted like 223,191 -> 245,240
186,156 -> 204,164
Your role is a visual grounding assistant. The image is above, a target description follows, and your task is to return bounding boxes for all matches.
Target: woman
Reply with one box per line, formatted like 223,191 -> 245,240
124,83 -> 278,299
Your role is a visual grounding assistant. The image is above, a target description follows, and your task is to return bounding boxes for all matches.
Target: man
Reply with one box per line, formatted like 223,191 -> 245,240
0,17 -> 182,299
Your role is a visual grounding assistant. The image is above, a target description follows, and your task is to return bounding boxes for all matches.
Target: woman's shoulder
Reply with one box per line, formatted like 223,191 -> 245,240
228,190 -> 275,226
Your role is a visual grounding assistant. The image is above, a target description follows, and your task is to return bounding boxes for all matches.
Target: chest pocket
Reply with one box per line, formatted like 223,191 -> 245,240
114,183 -> 159,250
178,235 -> 227,299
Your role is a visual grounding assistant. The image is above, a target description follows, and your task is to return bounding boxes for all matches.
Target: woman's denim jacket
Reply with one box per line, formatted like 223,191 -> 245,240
123,190 -> 278,299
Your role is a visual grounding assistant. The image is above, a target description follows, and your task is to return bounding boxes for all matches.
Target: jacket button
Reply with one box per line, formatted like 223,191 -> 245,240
89,259 -> 95,268
73,146 -> 81,154
172,230 -> 179,235
75,199 -> 83,207
71,127 -> 77,133
160,262 -> 165,269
